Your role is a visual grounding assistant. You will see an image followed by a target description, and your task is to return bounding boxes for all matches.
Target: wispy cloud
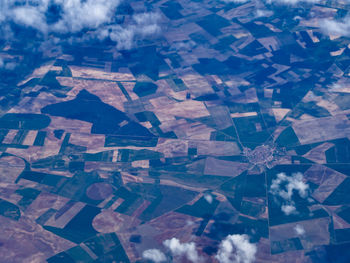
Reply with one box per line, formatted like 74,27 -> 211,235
215,234 -> 257,263
0,57 -> 17,70
270,172 -> 309,215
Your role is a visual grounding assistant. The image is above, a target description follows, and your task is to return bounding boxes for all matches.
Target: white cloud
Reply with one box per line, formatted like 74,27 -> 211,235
321,17 -> 350,37
142,249 -> 167,263
220,0 -> 250,3
52,0 -> 120,33
0,0 -> 161,50
94,12 -> 161,50
266,0 -> 320,4
1,0 -> 120,34
270,172 -> 309,215
222,0 -> 319,4
103,26 -> 136,50
163,238 -> 200,263
215,234 -> 257,263
281,204 -> 297,215
255,9 -> 274,18
204,194 -> 213,204
294,224 -> 305,235
271,172 -> 309,199
12,5 -> 48,32
145,235 -> 258,263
